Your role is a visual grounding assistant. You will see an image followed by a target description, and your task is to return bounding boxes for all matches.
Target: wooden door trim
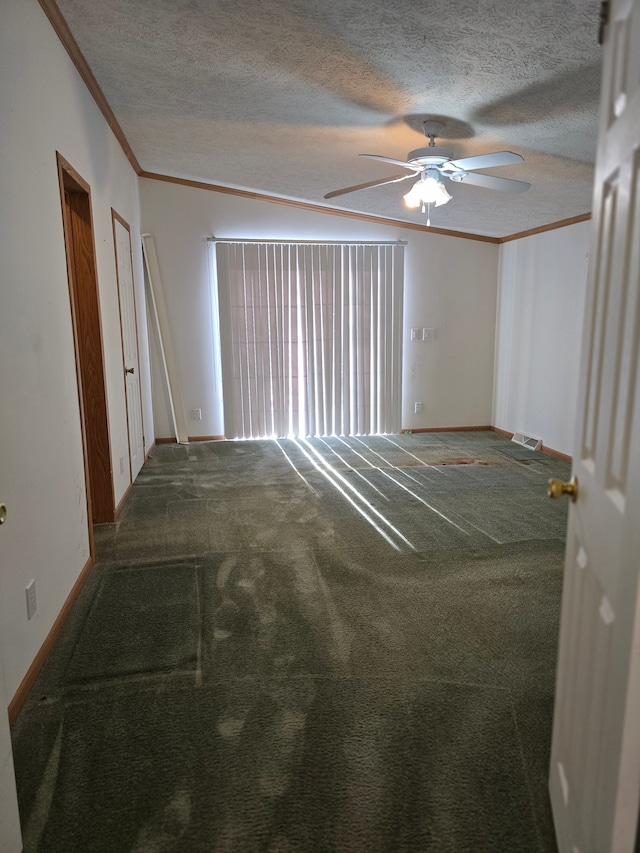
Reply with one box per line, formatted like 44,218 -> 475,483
8,553 -> 94,723
57,152 -> 90,194
57,152 -> 115,524
57,154 -> 95,555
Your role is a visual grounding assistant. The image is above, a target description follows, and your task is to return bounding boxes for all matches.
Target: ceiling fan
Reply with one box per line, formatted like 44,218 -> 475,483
324,120 -> 531,224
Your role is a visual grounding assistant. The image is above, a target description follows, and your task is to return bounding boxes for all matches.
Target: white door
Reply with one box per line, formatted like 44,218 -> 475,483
549,2 -> 640,851
112,212 -> 145,481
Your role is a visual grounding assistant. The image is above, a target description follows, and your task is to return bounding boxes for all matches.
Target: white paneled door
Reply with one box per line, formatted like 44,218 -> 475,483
549,2 -> 640,851
112,212 -> 145,481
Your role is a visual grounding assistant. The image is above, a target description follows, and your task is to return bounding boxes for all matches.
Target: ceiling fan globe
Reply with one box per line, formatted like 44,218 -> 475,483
403,170 -> 452,209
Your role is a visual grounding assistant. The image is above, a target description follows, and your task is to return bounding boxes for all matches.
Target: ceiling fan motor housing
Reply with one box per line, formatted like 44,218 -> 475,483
407,147 -> 453,167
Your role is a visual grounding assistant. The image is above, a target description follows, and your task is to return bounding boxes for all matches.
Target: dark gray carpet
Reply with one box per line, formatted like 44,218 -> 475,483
11,431 -> 569,852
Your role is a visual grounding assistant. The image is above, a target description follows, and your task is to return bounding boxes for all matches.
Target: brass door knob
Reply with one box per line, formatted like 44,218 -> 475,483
125,367 -> 135,375
0,503 -> 6,525
547,476 -> 578,502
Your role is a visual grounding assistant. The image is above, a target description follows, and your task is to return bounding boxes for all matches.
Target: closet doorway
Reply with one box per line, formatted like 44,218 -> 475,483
57,153 -> 114,530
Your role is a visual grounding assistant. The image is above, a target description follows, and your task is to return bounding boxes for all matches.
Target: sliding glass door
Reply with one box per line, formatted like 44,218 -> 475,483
214,241 -> 404,439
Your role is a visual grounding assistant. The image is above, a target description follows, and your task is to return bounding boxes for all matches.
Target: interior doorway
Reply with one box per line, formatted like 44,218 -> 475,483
57,153 -> 115,529
112,209 -> 145,483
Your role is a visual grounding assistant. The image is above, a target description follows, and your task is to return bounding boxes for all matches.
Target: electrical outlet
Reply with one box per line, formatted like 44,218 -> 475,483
192,408 -> 202,421
26,580 -> 37,620
119,455 -> 125,475
414,402 -> 423,414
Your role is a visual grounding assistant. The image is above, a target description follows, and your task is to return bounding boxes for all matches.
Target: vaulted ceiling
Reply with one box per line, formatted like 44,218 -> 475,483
53,0 -> 603,238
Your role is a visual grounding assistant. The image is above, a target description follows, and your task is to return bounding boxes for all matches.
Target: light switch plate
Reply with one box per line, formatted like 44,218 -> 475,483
26,580 -> 37,620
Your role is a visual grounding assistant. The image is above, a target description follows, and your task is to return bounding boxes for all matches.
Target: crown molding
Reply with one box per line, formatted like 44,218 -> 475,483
139,171 -> 503,243
38,0 -> 142,174
39,0 -> 591,244
498,213 -> 591,243
141,172 -> 591,243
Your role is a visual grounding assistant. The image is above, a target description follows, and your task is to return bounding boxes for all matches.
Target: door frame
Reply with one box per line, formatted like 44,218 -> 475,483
111,208 -> 145,481
57,152 -> 115,533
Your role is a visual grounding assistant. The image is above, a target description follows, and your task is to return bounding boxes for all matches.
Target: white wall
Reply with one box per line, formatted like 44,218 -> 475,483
0,648 -> 21,852
0,0 -> 152,702
493,220 -> 591,456
403,232 -> 499,428
140,179 -> 499,438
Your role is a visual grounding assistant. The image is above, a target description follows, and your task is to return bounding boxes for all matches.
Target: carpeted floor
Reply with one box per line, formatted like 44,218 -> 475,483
11,431 -> 569,852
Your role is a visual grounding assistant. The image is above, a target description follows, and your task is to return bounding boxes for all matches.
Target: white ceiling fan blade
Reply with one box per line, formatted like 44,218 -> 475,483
324,172 -> 415,199
359,153 -> 422,171
456,172 -> 531,193
443,151 -> 524,172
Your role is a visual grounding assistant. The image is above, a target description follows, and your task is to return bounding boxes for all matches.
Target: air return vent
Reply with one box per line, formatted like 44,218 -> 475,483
512,432 -> 542,452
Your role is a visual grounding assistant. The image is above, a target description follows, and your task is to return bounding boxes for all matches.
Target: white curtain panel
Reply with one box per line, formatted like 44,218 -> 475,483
214,242 -> 404,439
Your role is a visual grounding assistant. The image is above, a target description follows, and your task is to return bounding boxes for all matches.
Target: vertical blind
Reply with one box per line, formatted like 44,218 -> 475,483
213,241 -> 404,439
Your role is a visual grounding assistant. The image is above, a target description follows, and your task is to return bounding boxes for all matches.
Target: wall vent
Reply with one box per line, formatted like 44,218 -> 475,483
512,432 -> 542,452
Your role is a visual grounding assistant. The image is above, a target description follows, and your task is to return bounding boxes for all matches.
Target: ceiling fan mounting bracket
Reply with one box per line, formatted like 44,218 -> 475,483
422,120 -> 445,140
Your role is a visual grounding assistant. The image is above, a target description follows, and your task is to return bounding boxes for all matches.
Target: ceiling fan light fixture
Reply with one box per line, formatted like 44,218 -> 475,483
402,181 -> 424,209
403,170 -> 452,209
433,180 -> 452,207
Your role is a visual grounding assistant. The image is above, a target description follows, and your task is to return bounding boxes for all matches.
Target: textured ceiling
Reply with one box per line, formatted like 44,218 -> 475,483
54,0 -> 603,237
